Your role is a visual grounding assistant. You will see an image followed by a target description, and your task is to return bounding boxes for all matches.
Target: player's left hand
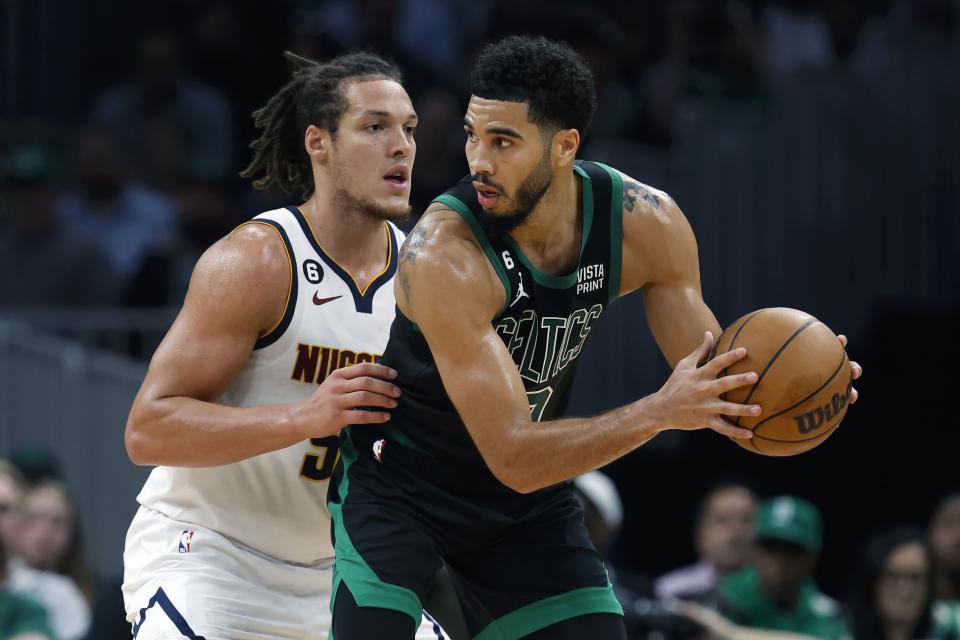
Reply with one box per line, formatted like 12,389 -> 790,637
837,334 -> 862,404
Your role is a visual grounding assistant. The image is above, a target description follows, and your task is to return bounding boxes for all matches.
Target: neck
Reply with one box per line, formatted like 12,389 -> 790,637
765,586 -> 802,613
938,567 -> 960,599
508,169 -> 581,275
301,191 -> 389,290
884,621 -> 914,640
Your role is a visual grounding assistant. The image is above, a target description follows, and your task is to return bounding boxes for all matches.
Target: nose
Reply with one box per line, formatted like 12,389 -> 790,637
467,142 -> 493,177
390,127 -> 413,158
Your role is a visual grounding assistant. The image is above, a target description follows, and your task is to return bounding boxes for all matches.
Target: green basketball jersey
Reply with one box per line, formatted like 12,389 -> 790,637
367,160 -> 624,496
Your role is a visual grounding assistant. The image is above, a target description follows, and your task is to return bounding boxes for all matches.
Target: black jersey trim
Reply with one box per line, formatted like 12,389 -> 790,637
132,587 -> 206,639
592,162 -> 624,304
499,164 -> 595,290
285,206 -> 396,314
236,220 -> 298,351
434,194 -> 513,316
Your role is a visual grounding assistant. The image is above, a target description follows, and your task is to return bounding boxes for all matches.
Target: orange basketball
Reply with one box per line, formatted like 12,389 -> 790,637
714,308 -> 853,456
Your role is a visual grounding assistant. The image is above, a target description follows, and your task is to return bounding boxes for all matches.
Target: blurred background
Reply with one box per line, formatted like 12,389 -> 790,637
1,0 -> 958,637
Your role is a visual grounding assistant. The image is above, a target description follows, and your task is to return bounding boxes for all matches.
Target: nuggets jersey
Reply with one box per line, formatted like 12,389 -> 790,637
135,205 -> 401,565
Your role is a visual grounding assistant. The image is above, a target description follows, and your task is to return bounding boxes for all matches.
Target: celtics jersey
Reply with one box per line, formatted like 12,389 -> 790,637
373,160 -> 623,493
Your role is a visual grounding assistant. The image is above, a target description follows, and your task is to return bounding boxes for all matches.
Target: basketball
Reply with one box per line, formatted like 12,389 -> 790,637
714,308 -> 853,456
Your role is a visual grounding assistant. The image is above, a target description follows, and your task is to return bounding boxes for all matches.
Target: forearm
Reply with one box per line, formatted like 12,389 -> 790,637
125,396 -> 302,467
492,394 -> 666,493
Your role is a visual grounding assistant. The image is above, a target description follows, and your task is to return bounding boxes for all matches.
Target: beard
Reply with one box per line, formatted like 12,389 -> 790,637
475,153 -> 553,235
332,185 -> 411,222
330,155 -> 411,222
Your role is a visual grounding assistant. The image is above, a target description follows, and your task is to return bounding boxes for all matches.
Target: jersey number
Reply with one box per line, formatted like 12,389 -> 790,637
527,387 -> 554,422
300,436 -> 339,481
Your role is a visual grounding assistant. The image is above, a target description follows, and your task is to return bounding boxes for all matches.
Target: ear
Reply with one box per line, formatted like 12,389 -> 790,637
304,124 -> 331,164
552,128 -> 581,168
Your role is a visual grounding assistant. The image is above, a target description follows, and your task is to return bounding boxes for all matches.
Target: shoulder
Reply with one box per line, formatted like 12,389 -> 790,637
9,564 -> 87,607
809,591 -> 843,618
654,562 -> 717,598
398,203 -> 504,318
932,600 -> 960,634
402,202 -> 486,274
189,221 -> 291,298
607,165 -> 700,291
603,165 -> 678,228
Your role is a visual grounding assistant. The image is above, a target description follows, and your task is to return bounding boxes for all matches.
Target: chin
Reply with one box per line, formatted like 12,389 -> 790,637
372,201 -> 412,221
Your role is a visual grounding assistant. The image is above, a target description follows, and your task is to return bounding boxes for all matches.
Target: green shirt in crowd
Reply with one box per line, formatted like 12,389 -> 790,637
929,600 -> 960,639
720,566 -> 851,640
0,590 -> 53,639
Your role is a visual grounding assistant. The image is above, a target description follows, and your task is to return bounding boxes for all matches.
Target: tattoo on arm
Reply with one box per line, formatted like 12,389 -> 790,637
398,261 -> 412,302
397,222 -> 428,302
399,223 -> 428,264
623,177 -> 660,214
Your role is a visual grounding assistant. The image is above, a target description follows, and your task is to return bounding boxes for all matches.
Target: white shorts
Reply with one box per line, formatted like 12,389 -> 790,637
123,506 -> 445,639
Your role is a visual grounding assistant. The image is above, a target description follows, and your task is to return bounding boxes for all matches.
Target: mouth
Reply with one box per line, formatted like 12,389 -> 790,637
473,182 -> 502,208
383,166 -> 410,190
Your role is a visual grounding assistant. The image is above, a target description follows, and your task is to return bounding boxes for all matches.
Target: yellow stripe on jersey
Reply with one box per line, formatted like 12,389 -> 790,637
235,220 -> 294,341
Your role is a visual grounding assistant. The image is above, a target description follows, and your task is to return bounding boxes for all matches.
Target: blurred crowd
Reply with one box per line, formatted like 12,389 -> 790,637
570,473 -> 960,639
2,0 -> 958,314
2,449 -> 958,639
0,455 -> 127,639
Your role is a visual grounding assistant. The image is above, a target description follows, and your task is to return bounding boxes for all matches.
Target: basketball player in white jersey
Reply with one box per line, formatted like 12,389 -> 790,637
121,52 -> 446,639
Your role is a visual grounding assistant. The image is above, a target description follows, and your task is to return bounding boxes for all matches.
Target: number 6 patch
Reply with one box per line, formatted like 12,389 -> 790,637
302,259 -> 323,284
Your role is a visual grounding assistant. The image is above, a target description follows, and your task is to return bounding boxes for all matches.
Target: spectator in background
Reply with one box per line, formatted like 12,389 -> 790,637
123,178 -> 237,306
637,0 -> 768,145
573,472 -> 658,639
0,535 -> 54,640
56,127 -> 177,290
0,463 -> 90,640
0,145 -> 119,307
930,492 -> 960,601
847,527 -> 960,640
92,31 -> 234,181
656,483 -> 758,600
17,481 -> 94,605
719,496 -> 850,640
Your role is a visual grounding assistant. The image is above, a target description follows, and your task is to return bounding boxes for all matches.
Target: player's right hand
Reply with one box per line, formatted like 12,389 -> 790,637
289,362 -> 401,438
653,331 -> 759,439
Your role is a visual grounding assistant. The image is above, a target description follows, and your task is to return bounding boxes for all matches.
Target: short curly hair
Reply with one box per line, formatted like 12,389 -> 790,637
471,35 -> 596,134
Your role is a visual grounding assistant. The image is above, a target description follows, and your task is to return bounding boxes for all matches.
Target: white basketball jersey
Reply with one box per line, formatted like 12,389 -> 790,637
136,206 -> 402,565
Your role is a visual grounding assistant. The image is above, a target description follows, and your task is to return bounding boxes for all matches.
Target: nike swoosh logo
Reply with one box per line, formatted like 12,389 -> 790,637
313,292 -> 342,306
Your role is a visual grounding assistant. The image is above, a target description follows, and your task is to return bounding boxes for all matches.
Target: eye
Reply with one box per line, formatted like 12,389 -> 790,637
465,131 -> 478,143
404,125 -> 416,135
493,138 -> 512,148
367,123 -> 384,132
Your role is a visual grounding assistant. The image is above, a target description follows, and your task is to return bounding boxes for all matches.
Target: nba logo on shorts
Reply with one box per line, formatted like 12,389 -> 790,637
373,438 -> 386,463
178,530 -> 194,553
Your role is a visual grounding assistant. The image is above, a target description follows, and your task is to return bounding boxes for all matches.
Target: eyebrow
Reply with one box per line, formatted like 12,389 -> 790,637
359,110 -> 418,121
463,118 -> 523,140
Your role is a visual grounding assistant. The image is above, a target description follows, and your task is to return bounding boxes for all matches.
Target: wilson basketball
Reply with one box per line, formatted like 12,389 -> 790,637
714,308 -> 852,456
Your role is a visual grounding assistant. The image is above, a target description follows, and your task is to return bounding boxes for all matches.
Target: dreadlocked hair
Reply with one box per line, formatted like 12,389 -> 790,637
240,50 -> 403,200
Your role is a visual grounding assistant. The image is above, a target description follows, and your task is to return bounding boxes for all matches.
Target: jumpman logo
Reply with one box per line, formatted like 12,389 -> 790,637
510,271 -> 531,308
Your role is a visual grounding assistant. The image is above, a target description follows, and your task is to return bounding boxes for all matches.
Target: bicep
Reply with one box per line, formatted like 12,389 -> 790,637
621,193 -> 720,366
403,248 -> 529,459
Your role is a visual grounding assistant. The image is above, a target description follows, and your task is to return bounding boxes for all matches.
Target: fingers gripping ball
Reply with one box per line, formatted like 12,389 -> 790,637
714,308 -> 852,456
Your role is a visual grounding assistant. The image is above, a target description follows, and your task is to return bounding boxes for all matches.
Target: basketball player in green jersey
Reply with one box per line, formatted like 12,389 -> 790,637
328,36 -> 862,639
